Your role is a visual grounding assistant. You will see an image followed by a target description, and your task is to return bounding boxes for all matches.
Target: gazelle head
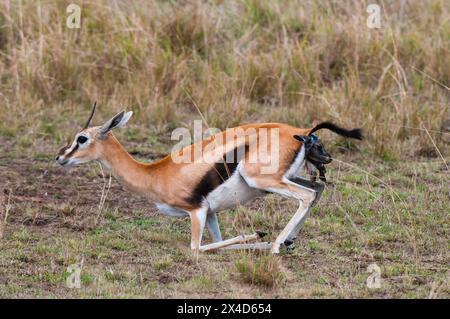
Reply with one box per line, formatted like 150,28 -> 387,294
56,103 -> 133,167
294,134 -> 332,165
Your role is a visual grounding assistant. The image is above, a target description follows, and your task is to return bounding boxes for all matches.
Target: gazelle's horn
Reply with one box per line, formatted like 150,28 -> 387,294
83,101 -> 97,129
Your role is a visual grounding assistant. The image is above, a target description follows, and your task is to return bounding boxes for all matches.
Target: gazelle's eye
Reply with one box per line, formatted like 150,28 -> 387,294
77,136 -> 88,144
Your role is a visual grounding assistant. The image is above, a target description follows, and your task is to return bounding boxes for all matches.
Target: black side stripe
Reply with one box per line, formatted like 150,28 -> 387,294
186,145 -> 249,206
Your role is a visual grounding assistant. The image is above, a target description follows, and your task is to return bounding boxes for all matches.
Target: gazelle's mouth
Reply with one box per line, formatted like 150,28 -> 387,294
308,156 -> 332,165
55,156 -> 69,166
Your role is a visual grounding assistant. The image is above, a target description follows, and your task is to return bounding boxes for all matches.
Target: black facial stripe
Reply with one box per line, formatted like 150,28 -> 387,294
65,144 -> 79,158
58,145 -> 70,156
186,145 -> 248,206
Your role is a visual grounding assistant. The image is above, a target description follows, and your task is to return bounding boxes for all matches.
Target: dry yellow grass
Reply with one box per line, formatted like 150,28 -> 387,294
0,0 -> 448,158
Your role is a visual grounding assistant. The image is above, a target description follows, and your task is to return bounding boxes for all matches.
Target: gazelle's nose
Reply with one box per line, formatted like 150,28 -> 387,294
56,155 -> 69,166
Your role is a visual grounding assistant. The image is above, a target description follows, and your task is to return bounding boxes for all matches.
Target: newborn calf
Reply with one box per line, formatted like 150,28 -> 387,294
294,134 -> 332,183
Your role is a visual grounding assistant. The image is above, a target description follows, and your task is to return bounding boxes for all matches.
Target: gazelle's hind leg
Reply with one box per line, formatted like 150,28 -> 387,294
187,178 -> 322,254
284,178 -> 325,248
271,198 -> 312,254
240,173 -> 319,254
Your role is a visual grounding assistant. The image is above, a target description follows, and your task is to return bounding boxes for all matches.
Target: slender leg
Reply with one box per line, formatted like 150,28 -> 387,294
285,178 -> 325,244
240,169 -> 320,254
188,178 -> 322,254
289,177 -> 325,208
222,242 -> 272,250
206,212 -> 222,242
271,200 -> 313,253
189,206 -> 265,252
283,209 -> 310,249
189,207 -> 208,250
270,178 -> 324,253
245,178 -> 317,254
199,232 -> 266,252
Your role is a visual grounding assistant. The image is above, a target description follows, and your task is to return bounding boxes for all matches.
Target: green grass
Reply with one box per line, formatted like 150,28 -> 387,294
0,156 -> 448,298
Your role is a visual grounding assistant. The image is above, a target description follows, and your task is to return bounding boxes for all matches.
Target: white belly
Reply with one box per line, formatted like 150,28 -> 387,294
156,169 -> 264,216
206,170 -> 264,212
155,203 -> 189,217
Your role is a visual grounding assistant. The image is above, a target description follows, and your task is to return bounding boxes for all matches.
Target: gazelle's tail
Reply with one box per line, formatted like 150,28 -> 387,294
309,122 -> 363,140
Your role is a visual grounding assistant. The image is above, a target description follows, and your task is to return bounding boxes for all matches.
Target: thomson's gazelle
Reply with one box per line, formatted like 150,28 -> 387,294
56,104 -> 362,253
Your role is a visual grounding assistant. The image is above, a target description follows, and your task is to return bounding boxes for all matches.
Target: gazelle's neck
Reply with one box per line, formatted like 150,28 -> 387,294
99,133 -> 162,200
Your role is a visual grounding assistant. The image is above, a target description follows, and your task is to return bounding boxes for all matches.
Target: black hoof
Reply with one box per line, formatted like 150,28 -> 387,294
284,239 -> 294,246
284,239 -> 296,252
256,230 -> 268,238
286,244 -> 296,252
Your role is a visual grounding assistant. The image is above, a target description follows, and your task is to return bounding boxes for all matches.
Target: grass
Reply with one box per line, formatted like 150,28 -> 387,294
235,253 -> 287,288
0,0 -> 449,298
0,0 -> 448,157
0,155 -> 448,298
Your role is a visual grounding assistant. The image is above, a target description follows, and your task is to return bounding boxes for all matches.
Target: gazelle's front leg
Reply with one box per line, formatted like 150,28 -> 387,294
188,207 -> 208,250
198,232 -> 265,252
222,242 -> 272,250
188,206 -> 264,252
206,212 -> 222,242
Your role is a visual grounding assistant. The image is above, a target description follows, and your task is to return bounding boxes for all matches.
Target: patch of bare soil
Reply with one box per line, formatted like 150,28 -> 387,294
0,156 -> 155,232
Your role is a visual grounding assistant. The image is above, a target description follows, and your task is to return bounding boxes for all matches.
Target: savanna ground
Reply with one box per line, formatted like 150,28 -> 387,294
0,0 -> 449,298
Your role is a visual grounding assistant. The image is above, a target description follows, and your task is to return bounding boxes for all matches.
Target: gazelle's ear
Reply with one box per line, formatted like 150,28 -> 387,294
99,111 -> 133,136
294,135 -> 310,143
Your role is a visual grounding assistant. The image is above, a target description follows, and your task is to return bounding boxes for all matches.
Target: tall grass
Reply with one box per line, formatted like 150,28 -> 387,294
0,0 -> 448,158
